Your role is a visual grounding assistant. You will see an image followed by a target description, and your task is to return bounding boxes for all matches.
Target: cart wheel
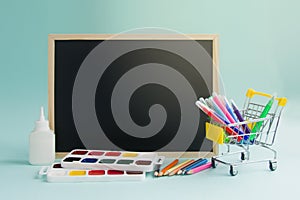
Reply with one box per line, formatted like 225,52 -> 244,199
229,165 -> 238,176
241,152 -> 245,160
211,158 -> 216,168
269,160 -> 277,171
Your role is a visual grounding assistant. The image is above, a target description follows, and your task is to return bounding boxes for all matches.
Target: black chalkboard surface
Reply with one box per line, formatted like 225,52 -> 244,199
48,34 -> 219,157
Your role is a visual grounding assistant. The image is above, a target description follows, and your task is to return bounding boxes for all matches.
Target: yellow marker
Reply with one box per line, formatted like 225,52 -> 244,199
122,152 -> 138,157
69,170 -> 86,176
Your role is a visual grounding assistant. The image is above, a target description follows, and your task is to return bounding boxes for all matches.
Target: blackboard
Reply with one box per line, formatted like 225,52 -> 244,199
48,34 -> 219,157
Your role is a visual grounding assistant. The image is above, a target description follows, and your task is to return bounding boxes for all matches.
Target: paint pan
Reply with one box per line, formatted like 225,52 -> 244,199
39,163 -> 145,182
61,149 -> 164,172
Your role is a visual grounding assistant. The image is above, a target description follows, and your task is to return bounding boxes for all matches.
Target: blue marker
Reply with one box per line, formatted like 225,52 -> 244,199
211,108 -> 245,136
222,96 -> 238,122
208,97 -> 228,121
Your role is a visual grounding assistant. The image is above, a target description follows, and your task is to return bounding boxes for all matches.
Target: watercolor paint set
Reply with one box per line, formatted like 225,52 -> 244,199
39,163 -> 146,182
61,149 -> 164,172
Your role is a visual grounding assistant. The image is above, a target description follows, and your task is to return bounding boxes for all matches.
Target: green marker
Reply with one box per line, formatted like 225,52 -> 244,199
250,96 -> 275,141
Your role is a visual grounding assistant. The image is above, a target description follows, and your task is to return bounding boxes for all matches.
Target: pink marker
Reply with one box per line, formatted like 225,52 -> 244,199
212,94 -> 236,124
195,101 -> 242,141
186,162 -> 212,174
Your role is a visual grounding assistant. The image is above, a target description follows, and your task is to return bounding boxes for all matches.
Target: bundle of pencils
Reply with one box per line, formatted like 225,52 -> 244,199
154,158 -> 211,177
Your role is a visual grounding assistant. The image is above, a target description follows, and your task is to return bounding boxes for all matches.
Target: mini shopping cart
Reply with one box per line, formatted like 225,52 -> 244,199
205,89 -> 287,176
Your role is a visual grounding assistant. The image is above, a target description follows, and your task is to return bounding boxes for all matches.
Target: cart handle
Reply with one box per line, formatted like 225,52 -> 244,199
246,88 -> 287,107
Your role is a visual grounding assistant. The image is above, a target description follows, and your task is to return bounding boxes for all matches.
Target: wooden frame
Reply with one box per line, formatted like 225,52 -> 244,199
48,34 -> 219,158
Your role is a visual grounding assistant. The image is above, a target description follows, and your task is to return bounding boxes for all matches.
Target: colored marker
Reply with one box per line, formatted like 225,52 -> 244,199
250,96 -> 275,140
231,100 -> 251,140
182,159 -> 208,175
199,97 -> 207,106
212,94 -> 236,124
164,160 -> 192,176
158,159 -> 178,177
196,101 -> 242,141
222,96 -> 238,122
208,97 -> 228,120
203,97 -> 244,138
186,162 -> 212,175
210,105 -> 245,136
169,160 -> 194,176
205,98 -> 214,109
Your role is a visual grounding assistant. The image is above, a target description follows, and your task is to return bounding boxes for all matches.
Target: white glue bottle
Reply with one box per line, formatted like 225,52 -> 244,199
29,106 -> 55,165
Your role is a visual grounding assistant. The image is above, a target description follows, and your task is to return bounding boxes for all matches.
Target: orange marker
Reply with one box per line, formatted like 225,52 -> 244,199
158,159 -> 179,177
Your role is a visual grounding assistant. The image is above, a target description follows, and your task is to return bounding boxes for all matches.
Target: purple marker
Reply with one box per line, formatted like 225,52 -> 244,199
231,100 -> 251,140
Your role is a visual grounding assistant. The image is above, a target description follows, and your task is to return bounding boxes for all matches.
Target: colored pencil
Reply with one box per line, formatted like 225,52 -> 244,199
169,160 -> 195,176
154,170 -> 160,177
164,160 -> 192,176
182,158 -> 208,175
177,158 -> 203,175
158,159 -> 179,177
186,162 -> 212,175
153,158 -> 163,177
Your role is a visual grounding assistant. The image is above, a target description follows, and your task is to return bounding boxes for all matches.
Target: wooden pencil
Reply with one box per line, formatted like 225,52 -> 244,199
154,166 -> 161,177
153,158 -> 163,177
177,158 -> 203,175
186,162 -> 212,175
158,159 -> 179,177
169,160 -> 195,176
164,160 -> 192,176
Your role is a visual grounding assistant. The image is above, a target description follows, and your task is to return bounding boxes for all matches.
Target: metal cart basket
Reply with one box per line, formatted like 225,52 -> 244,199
205,89 -> 287,176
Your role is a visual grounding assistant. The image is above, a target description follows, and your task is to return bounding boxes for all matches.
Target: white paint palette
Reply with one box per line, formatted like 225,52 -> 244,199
61,149 -> 164,172
39,163 -> 145,182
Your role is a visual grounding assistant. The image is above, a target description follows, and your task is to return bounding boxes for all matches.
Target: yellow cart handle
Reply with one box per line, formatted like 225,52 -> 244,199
246,88 -> 287,107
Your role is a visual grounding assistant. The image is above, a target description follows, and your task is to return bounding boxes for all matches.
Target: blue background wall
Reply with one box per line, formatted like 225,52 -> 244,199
0,1 -> 299,199
0,0 -> 299,158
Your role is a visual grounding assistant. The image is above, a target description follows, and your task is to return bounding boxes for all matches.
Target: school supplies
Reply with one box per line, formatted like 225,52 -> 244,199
182,159 -> 208,175
177,158 -> 203,175
40,149 -> 164,182
231,100 -> 251,140
39,163 -> 145,182
153,158 -> 163,177
202,89 -> 287,176
208,97 -> 227,120
29,107 -> 55,165
222,96 -> 238,122
195,101 -> 242,141
169,160 -> 195,176
250,96 -> 275,140
186,162 -> 212,175
61,149 -> 164,172
164,160 -> 191,176
212,94 -> 236,124
158,159 -> 179,177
